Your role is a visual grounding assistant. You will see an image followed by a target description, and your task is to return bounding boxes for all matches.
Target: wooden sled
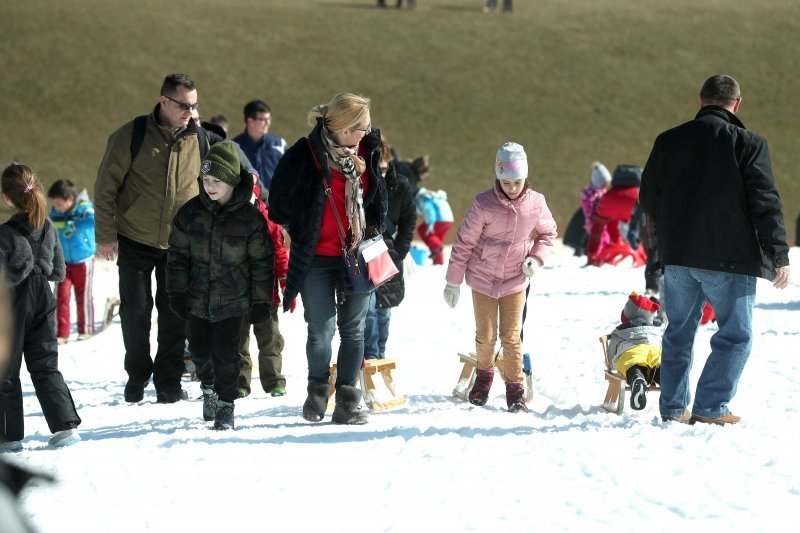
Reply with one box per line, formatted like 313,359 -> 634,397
600,335 -> 660,414
453,352 -> 533,403
328,359 -> 406,411
102,296 -> 121,330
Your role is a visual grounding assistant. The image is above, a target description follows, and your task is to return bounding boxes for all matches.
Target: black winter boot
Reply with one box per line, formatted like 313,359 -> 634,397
331,385 -> 369,425
506,382 -> 528,413
302,382 -> 330,422
627,366 -> 648,410
213,400 -> 235,430
468,368 -> 494,406
201,386 -> 218,422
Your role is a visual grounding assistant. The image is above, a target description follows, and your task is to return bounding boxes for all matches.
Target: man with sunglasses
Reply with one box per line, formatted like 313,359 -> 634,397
94,73 -> 214,404
232,100 -> 287,197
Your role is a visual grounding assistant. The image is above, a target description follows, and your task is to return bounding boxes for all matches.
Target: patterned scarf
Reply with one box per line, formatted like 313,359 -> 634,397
321,127 -> 366,251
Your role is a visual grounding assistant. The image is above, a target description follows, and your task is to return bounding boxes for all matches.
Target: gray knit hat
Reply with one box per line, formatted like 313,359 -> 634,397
495,142 -> 528,180
590,162 -> 612,188
201,140 -> 241,187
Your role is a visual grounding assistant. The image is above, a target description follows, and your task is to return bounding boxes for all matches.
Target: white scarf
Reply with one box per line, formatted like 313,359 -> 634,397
321,127 -> 366,250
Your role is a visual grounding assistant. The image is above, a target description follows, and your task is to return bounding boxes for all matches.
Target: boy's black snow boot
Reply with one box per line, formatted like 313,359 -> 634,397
213,400 -> 235,430
506,382 -> 529,413
627,366 -> 648,411
201,387 -> 218,422
302,381 -> 330,422
468,368 -> 494,406
331,385 -> 369,425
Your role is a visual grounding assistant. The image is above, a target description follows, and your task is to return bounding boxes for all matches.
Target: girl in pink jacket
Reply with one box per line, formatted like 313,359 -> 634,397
443,142 -> 557,412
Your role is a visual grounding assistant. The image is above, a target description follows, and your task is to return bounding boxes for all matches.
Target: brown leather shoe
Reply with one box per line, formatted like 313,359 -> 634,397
690,412 -> 741,426
661,410 -> 692,424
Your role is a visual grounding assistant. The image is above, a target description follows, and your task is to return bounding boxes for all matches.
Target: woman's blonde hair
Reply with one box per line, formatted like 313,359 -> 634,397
1,162 -> 47,229
307,92 -> 371,132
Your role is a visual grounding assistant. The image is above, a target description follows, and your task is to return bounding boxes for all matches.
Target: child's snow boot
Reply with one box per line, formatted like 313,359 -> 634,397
627,366 -> 648,410
213,400 -> 235,430
331,385 -> 369,425
49,428 -> 81,448
468,368 -> 494,406
506,382 -> 529,413
302,381 -> 330,422
201,386 -> 218,422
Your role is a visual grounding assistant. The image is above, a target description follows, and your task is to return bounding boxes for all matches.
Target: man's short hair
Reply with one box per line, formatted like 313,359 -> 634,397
700,75 -> 741,106
243,100 -> 271,120
160,73 -> 196,97
47,179 -> 76,200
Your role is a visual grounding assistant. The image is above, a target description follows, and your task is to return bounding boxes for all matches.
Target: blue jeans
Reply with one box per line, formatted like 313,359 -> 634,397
300,256 -> 371,388
364,292 -> 392,359
659,265 -> 756,419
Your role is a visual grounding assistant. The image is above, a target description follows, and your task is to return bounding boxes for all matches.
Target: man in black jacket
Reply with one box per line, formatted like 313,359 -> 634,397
640,74 -> 791,426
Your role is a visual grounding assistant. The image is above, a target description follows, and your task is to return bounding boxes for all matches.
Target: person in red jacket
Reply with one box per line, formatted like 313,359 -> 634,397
237,174 -> 292,398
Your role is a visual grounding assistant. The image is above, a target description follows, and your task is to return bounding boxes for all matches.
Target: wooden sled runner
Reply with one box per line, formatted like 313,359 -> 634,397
329,359 -> 406,411
102,296 -> 121,331
453,352 -> 533,403
600,335 -> 660,414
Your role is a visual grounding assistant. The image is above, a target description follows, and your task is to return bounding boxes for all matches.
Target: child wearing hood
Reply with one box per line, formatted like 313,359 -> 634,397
608,292 -> 663,410
167,141 -> 274,430
443,142 -> 557,412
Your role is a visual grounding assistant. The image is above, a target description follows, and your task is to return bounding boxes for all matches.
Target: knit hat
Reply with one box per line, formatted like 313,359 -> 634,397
200,140 -> 241,187
495,142 -> 528,181
621,291 -> 661,324
590,162 -> 612,188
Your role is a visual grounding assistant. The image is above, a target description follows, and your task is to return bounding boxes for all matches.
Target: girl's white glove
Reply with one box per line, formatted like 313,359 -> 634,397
443,283 -> 460,308
522,257 -> 538,278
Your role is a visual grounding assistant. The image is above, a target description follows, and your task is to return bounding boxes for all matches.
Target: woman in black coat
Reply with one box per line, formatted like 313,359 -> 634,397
268,93 -> 387,425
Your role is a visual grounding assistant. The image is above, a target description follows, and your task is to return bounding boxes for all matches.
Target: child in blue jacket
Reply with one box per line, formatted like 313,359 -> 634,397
48,180 -> 96,343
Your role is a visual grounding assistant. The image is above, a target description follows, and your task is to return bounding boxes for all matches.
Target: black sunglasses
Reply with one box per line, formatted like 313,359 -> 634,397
162,94 -> 199,111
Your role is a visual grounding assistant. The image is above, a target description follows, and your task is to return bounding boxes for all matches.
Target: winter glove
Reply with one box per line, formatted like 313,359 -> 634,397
169,293 -> 188,320
278,277 -> 296,313
251,303 -> 270,324
521,257 -> 539,278
443,283 -> 460,309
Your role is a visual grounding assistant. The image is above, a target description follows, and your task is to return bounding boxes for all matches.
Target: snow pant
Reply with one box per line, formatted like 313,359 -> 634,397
117,236 -> 185,397
471,289 -> 526,384
300,255 -> 371,390
418,221 -> 452,265
238,306 -> 286,394
614,345 -> 661,382
188,315 -> 243,404
0,274 -> 81,441
55,259 -> 95,338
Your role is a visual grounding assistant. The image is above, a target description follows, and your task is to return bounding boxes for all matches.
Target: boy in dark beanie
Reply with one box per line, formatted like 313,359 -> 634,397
607,292 -> 663,410
167,140 -> 274,429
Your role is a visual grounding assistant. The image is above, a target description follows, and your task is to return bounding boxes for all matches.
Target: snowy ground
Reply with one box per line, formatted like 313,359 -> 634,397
4,242 -> 799,532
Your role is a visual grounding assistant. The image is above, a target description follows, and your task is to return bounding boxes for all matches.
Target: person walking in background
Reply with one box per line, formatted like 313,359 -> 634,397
233,100 -> 287,196
0,163 -> 82,451
237,166 -> 291,399
443,142 -> 557,413
640,74 -> 791,426
484,0 -> 513,13
94,73 -> 212,404
363,136 -> 416,361
167,141 -> 274,430
269,93 -> 387,425
47,179 -> 96,344
415,187 -> 453,265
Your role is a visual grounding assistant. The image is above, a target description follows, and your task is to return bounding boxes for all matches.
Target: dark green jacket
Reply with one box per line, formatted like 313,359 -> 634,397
167,168 -> 274,322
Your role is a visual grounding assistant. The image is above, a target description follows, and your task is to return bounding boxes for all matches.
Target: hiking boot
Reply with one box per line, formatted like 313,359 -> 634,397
0,440 -> 23,453
57,336 -> 69,345
124,379 -> 149,403
627,366 -> 648,410
302,382 -> 330,422
505,382 -> 528,413
468,368 -> 494,406
661,410 -> 692,424
77,333 -> 92,341
690,412 -> 741,426
49,428 -> 81,448
213,400 -> 235,430
270,386 -> 286,397
156,388 -> 188,404
331,385 -> 369,425
202,387 -> 218,422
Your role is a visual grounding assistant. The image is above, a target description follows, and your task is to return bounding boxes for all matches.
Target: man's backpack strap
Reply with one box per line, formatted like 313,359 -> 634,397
129,114 -> 148,162
197,125 -> 209,159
